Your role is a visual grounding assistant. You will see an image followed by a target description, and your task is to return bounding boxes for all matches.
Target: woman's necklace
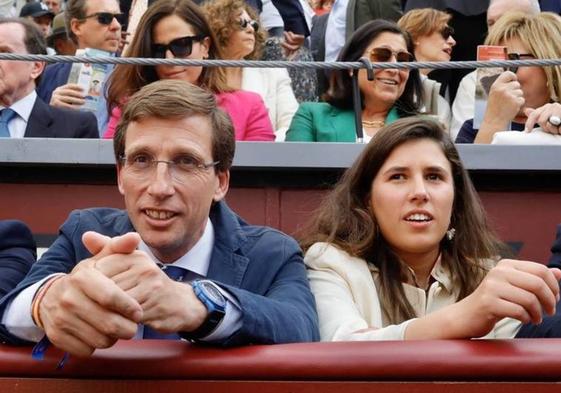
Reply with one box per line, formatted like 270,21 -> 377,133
361,118 -> 385,128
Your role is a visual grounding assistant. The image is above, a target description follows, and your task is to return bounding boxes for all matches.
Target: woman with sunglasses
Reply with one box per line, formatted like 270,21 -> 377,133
202,0 -> 298,141
285,20 -> 423,143
456,11 -> 561,144
398,8 -> 455,129
104,0 -> 274,141
299,117 -> 561,341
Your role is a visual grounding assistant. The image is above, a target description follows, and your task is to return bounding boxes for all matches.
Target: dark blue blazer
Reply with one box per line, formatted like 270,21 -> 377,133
25,97 -> 99,138
0,220 -> 36,299
37,63 -> 71,105
548,224 -> 561,269
272,0 -> 310,36
0,201 -> 319,346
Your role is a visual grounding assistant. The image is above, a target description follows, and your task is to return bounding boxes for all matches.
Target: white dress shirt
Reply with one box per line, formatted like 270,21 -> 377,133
325,0 -> 349,62
0,90 -> 37,138
2,219 -> 242,343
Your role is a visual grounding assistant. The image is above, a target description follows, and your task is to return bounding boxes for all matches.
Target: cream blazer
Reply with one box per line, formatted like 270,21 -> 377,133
241,67 -> 298,141
305,242 -> 521,342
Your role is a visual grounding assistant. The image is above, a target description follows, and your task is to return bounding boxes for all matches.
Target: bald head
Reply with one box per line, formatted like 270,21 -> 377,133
487,0 -> 540,28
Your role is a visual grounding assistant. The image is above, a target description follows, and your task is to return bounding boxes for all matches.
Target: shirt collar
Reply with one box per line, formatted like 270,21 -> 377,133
137,218 -> 214,277
369,253 -> 454,293
400,254 -> 454,292
0,90 -> 36,123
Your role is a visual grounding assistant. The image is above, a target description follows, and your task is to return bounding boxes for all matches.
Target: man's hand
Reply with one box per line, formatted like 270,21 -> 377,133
282,31 -> 305,59
95,255 -> 208,335
50,83 -> 86,110
37,232 -> 143,357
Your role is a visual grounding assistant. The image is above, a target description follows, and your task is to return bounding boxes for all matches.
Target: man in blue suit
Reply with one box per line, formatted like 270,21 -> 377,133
0,220 -> 36,299
0,80 -> 319,356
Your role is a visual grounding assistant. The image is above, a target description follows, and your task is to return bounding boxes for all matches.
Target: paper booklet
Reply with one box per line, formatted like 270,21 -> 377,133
67,48 -> 112,112
474,45 -> 508,129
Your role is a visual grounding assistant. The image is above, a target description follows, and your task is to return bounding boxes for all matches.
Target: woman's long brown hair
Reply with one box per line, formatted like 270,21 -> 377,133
299,117 -> 506,323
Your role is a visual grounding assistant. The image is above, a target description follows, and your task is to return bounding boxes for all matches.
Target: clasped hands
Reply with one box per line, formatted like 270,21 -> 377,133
37,232 -> 207,357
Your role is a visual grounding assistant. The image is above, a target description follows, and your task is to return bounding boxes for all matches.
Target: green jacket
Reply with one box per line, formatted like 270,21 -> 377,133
285,102 -> 401,142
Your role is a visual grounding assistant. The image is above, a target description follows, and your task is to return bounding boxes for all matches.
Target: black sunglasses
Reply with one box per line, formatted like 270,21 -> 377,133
506,52 -> 535,73
369,47 -> 414,63
239,19 -> 259,32
152,35 -> 206,59
440,26 -> 454,40
80,12 -> 123,25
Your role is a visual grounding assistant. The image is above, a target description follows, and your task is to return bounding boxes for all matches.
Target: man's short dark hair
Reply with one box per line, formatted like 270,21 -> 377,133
65,0 -> 89,44
114,80 -> 236,173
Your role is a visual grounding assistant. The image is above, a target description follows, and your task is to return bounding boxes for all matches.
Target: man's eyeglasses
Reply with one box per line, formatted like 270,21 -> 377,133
506,52 -> 535,73
80,12 -> 123,26
369,47 -> 414,63
152,35 -> 206,58
239,19 -> 259,32
440,26 -> 454,40
119,154 -> 220,183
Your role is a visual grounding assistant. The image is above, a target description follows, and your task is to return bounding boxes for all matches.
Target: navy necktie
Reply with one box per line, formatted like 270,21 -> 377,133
0,108 -> 16,138
142,265 -> 189,340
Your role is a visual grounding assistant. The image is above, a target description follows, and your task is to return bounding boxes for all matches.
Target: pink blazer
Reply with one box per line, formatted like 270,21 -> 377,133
104,90 -> 274,141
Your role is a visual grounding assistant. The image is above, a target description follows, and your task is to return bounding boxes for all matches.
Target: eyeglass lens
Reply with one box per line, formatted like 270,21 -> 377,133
152,36 -> 201,58
240,19 -> 259,32
95,12 -> 123,25
370,48 -> 413,63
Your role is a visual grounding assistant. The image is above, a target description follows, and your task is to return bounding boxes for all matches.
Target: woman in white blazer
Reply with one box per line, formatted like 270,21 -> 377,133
298,117 -> 561,341
203,0 -> 298,141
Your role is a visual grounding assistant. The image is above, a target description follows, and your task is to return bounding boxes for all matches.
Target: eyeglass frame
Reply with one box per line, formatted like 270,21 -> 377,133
506,52 -> 536,73
239,18 -> 259,32
368,47 -> 414,63
119,154 -> 220,183
151,35 -> 206,59
78,12 -> 124,26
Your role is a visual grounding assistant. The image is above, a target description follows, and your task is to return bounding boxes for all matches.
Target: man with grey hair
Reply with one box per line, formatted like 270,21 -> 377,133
450,0 -> 541,138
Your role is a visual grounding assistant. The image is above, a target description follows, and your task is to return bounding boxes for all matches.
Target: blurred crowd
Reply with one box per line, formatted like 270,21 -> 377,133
1,0 -> 561,144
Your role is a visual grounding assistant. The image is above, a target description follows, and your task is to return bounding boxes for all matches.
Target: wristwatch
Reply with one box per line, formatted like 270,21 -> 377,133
181,280 -> 226,341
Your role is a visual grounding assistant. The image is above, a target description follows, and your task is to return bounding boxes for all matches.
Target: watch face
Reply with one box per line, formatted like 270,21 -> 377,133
201,281 -> 226,304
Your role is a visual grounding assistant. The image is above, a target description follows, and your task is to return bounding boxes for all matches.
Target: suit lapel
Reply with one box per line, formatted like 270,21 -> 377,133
206,202 -> 250,287
25,98 -> 54,137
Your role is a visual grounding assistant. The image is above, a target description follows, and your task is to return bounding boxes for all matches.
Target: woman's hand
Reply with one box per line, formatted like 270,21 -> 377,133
405,259 -> 561,340
456,259 -> 561,338
475,71 -> 525,143
524,103 -> 561,135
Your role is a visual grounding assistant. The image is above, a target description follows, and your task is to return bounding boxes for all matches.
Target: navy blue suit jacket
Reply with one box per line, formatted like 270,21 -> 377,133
272,0 -> 310,36
25,97 -> 99,138
0,201 -> 319,346
0,220 -> 36,299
